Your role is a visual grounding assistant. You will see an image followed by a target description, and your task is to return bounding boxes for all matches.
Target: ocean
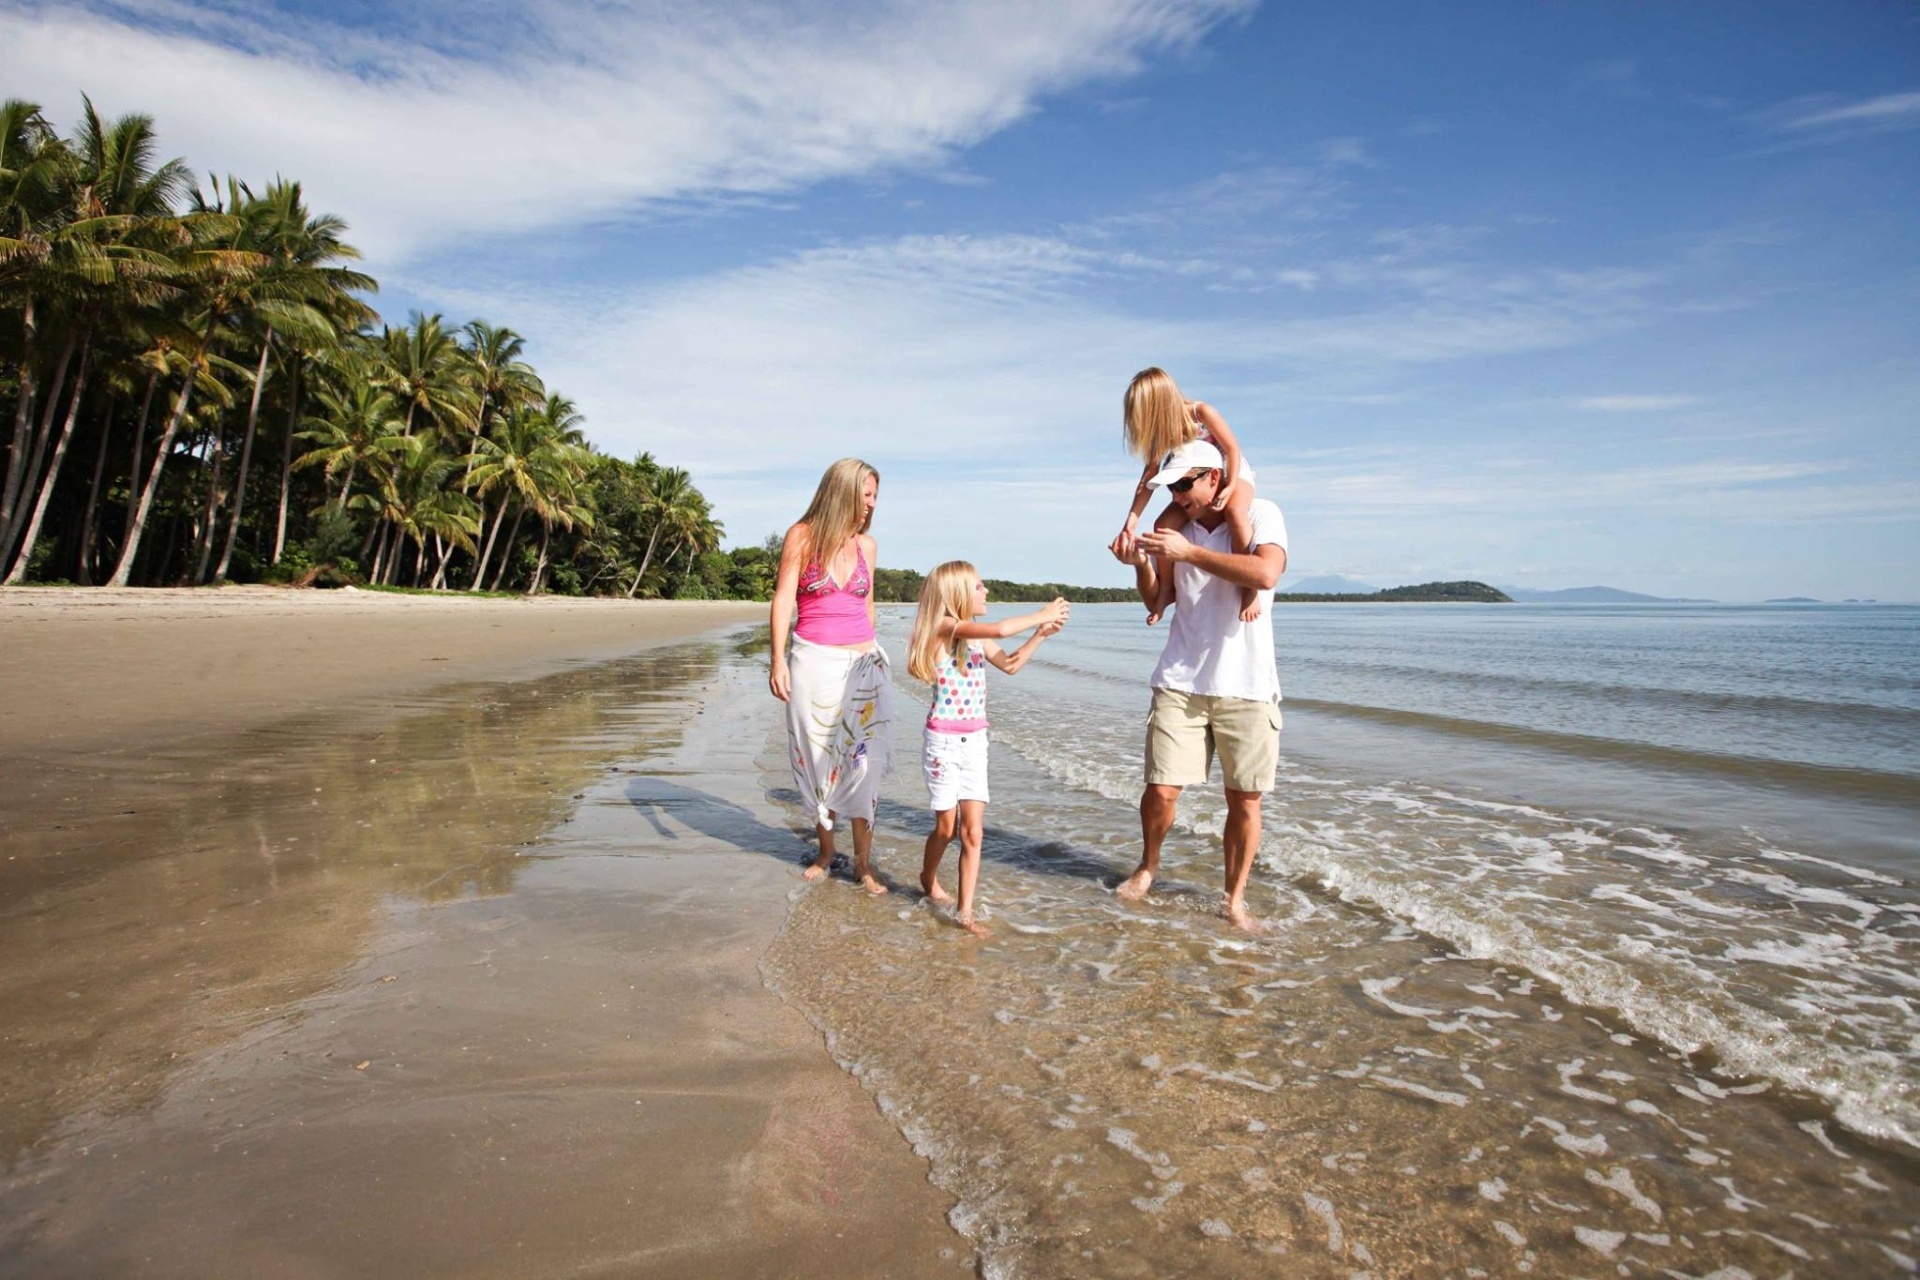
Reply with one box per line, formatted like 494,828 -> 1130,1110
756,602 -> 1920,1277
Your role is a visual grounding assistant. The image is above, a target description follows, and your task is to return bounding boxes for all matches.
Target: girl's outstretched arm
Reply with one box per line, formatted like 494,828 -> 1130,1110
1110,459 -> 1160,561
952,597 -> 1070,642
982,618 -> 1060,675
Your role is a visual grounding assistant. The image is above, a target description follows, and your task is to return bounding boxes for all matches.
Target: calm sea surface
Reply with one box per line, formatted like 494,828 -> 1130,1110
759,602 -> 1920,1277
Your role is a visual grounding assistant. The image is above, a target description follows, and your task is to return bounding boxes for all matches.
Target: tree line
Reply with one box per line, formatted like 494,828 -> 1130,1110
1,95 -> 767,598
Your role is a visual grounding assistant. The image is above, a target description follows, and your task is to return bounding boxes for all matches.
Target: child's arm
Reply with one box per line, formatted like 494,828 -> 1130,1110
1191,401 -> 1243,509
950,597 -> 1069,641
1121,457 -> 1159,531
982,619 -> 1060,675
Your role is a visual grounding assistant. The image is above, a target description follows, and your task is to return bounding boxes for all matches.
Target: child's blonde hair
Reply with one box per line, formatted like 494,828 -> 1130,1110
907,560 -> 978,683
1123,366 -> 1197,463
797,457 -> 879,567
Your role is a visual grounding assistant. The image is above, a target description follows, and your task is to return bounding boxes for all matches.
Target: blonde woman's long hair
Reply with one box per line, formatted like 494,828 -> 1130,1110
1123,366 -> 1198,463
907,560 -> 978,684
797,457 -> 879,568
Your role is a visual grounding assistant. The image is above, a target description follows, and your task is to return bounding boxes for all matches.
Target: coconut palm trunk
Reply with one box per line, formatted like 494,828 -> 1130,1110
5,334 -> 94,584
625,521 -> 666,598
271,356 -> 301,565
107,368 -> 199,587
488,505 -> 527,591
213,331 -> 274,582
528,522 -> 551,596
468,497 -> 505,592
2,329 -> 78,555
1,297 -> 39,545
190,423 -> 227,585
76,397 -> 115,584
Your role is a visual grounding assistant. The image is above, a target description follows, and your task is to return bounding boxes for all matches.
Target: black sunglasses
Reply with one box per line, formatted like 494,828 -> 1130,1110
1168,470 -> 1210,493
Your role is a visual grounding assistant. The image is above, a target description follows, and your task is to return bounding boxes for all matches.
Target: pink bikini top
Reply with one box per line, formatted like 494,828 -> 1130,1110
794,541 -> 875,646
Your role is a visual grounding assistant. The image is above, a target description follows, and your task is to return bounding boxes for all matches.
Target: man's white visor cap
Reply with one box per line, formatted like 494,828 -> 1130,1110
1147,439 -> 1225,487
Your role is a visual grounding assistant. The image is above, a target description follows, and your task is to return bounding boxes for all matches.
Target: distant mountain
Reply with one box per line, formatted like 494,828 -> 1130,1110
1498,585 -> 1715,604
1286,574 -> 1380,595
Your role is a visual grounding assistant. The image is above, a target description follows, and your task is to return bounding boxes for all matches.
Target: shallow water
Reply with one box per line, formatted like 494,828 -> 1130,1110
760,603 -> 1920,1277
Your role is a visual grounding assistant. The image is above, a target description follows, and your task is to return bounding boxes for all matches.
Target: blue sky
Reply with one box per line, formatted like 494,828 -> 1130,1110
4,0 -> 1916,599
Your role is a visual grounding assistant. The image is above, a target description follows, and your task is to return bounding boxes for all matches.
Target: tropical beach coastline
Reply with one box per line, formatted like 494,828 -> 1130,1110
0,588 -> 968,1277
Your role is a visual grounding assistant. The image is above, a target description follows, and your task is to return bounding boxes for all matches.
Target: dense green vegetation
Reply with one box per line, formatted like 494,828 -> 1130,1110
1,95 -> 745,597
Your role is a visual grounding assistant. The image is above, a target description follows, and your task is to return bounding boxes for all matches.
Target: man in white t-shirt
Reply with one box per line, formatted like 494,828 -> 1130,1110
1111,439 -> 1287,931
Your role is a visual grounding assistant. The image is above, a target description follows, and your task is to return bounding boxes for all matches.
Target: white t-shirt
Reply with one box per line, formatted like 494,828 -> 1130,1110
1148,498 -> 1288,703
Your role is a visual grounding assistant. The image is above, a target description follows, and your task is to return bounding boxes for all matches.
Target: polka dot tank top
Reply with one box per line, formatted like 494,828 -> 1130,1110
927,643 -> 988,734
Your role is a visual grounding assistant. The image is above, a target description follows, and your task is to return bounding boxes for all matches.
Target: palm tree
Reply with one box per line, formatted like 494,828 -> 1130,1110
0,99 -> 68,547
210,178 -> 373,582
6,100 -> 188,583
625,465 -> 703,598
378,313 -> 475,442
293,381 -> 403,510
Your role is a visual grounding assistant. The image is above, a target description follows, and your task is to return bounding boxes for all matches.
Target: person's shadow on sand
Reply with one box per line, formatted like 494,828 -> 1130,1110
624,777 -> 815,864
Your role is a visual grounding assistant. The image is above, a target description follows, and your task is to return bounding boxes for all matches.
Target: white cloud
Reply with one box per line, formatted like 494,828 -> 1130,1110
1777,90 -> 1920,133
1577,395 -> 1700,412
0,0 -> 1253,262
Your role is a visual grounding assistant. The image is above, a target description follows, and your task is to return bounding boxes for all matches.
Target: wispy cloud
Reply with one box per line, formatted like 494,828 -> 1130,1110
1577,395 -> 1701,412
0,0 -> 1253,261
1776,90 -> 1920,134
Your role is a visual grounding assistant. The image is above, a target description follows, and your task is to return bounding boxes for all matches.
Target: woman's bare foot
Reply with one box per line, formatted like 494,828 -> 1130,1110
1115,867 -> 1155,900
921,874 -> 953,903
956,913 -> 992,939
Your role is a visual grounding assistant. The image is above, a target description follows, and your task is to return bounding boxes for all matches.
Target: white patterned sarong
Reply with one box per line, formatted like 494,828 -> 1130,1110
785,637 -> 892,830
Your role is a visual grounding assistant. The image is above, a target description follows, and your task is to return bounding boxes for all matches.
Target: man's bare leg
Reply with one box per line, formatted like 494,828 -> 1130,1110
1221,788 -> 1264,930
921,809 -> 957,902
850,816 -> 888,895
1118,784 -> 1180,899
954,800 -> 990,937
802,817 -> 835,880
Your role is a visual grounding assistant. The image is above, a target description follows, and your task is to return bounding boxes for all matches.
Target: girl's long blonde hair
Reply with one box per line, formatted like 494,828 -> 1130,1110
907,560 -> 977,684
1123,366 -> 1197,463
797,457 -> 879,567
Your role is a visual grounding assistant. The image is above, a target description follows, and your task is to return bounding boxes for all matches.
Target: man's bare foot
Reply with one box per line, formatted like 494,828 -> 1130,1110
857,870 -> 890,896
1238,592 -> 1264,623
1224,899 -> 1264,932
1115,867 -> 1155,900
957,913 -> 992,939
802,859 -> 830,881
921,875 -> 953,903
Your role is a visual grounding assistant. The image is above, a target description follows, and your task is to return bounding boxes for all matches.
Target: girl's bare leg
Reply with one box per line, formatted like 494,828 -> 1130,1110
955,800 -> 990,937
803,818 -> 835,880
850,816 -> 887,895
1146,502 -> 1186,624
1226,479 -> 1263,621
921,809 -> 957,902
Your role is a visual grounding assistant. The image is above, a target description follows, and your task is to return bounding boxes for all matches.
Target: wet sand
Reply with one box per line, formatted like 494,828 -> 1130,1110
0,589 -> 966,1277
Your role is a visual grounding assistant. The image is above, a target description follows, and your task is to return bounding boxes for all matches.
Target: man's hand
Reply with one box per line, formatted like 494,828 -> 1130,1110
1136,528 -> 1194,563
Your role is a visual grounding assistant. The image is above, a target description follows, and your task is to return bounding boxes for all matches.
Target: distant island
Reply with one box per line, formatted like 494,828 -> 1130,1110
875,571 -> 1510,604
1766,596 -> 1821,604
1499,585 -> 1716,604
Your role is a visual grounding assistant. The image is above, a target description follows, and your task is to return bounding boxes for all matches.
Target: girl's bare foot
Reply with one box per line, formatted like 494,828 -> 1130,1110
1224,899 -> 1264,932
1144,609 -> 1163,626
1115,867 -> 1155,900
802,858 -> 830,881
921,875 -> 953,903
856,869 -> 889,895
957,913 -> 992,939
1238,591 -> 1264,623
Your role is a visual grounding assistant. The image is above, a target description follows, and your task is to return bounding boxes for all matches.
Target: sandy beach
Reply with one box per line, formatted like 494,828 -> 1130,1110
0,587 -> 967,1277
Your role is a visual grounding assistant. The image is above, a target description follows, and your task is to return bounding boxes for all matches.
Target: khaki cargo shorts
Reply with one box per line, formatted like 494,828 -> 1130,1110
1144,687 -> 1282,794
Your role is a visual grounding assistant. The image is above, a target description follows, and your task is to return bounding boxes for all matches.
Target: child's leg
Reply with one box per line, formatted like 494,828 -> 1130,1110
1145,502 -> 1186,623
954,799 -> 990,938
921,808 -> 957,901
850,816 -> 887,895
1225,479 -> 1263,621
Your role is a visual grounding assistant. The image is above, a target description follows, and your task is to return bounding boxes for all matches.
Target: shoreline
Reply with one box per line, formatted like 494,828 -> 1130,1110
0,589 -> 966,1275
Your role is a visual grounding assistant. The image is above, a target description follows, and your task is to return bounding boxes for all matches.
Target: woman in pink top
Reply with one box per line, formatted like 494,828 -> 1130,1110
769,458 -> 892,893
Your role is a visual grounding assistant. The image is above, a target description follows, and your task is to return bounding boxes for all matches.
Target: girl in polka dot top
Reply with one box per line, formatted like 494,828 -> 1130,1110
906,561 -> 1069,938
